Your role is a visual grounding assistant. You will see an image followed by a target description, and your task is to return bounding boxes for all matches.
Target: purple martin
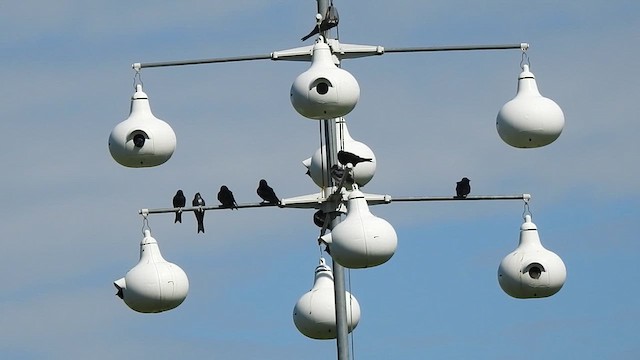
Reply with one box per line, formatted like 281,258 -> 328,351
132,133 -> 145,148
337,150 -> 372,167
455,177 -> 471,199
218,185 -> 238,210
301,5 -> 339,41
192,192 -> 205,233
313,210 -> 326,228
331,164 -> 354,184
257,179 -> 279,205
173,189 -> 186,223
330,164 -> 345,182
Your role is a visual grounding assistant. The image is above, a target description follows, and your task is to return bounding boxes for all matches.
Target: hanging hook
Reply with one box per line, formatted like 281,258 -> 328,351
141,213 -> 152,235
133,68 -> 144,90
522,198 -> 532,220
520,50 -> 531,70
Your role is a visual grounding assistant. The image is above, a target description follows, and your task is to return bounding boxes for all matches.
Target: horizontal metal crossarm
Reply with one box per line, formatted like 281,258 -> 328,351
131,42 -> 529,69
389,194 -> 531,202
139,202 -> 279,215
384,43 -> 528,54
133,54 -> 273,69
139,194 -> 530,215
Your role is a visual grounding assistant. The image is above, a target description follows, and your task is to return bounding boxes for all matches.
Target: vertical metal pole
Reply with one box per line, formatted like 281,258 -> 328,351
317,0 -> 330,20
321,118 -> 350,360
332,257 -> 350,360
316,1 -> 347,358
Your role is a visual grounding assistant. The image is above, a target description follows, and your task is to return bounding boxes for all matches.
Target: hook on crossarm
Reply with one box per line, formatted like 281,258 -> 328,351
520,49 -> 531,70
140,210 -> 152,235
522,197 -> 532,220
132,66 -> 144,90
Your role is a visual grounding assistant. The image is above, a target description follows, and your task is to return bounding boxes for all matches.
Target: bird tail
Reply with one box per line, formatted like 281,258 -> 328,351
195,211 -> 205,233
301,29 -> 317,41
175,212 -> 182,223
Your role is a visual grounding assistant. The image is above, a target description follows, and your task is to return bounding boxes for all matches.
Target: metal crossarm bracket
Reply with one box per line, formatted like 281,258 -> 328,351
139,193 -> 531,215
132,41 -> 528,69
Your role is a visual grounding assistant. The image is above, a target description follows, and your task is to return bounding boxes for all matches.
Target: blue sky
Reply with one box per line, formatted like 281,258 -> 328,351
1,1 -> 639,359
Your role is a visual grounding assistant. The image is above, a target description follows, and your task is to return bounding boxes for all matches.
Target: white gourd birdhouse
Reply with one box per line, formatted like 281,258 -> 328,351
293,258 -> 361,339
114,230 -> 189,313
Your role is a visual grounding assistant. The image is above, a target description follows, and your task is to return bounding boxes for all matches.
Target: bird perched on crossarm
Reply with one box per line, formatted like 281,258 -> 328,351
337,150 -> 372,167
192,192 -> 206,233
257,179 -> 279,205
455,177 -> 471,199
218,185 -> 238,210
172,190 -> 186,223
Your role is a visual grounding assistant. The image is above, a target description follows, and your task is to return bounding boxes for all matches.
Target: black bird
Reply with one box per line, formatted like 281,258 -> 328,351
192,192 -> 205,233
218,185 -> 238,210
330,164 -> 354,183
301,5 -> 339,41
455,177 -> 471,199
330,164 -> 345,182
337,150 -> 372,167
313,210 -> 326,228
257,179 -> 279,205
172,190 -> 186,223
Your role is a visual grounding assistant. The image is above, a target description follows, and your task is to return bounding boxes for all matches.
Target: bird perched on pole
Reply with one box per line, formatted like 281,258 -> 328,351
192,192 -> 206,233
337,150 -> 372,167
172,189 -> 186,223
330,164 -> 344,180
257,179 -> 279,205
218,185 -> 238,210
301,4 -> 339,41
330,164 -> 354,184
455,177 -> 471,199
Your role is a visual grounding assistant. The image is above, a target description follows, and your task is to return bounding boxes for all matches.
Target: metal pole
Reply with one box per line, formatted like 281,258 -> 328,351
322,118 -> 350,360
316,0 -> 349,350
317,0 -> 330,18
332,257 -> 350,360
